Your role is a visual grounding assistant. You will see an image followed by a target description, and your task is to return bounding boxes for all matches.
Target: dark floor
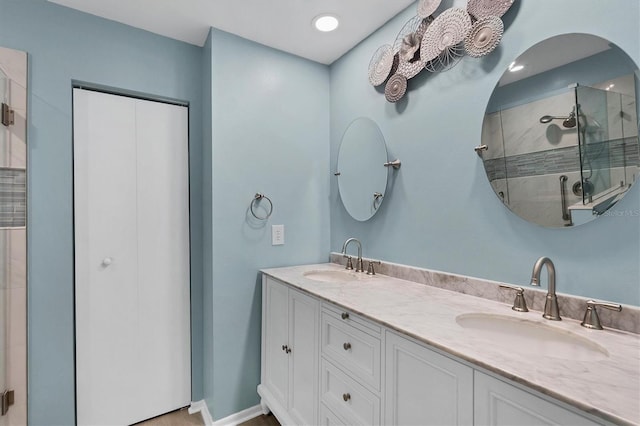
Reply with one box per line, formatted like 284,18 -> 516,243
238,413 -> 281,426
137,408 -> 203,426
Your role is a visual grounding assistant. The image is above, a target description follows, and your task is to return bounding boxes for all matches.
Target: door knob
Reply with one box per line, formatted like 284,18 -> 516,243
102,257 -> 113,266
343,342 -> 352,350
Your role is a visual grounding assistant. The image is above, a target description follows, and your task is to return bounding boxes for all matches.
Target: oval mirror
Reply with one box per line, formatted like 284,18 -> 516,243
337,117 -> 388,221
480,33 -> 639,228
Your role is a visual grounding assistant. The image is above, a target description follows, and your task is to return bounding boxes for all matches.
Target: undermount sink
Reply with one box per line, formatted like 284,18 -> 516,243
456,313 -> 609,361
303,269 -> 368,283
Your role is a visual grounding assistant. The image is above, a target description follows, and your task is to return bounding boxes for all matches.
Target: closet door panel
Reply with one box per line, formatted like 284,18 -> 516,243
135,99 -> 191,414
73,89 -> 140,425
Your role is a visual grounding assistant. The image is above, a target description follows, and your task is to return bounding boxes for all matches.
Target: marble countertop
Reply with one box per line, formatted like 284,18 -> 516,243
262,263 -> 640,426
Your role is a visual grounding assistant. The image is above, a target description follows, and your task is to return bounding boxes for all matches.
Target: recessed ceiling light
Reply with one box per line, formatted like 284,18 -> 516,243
313,14 -> 339,32
508,61 -> 524,72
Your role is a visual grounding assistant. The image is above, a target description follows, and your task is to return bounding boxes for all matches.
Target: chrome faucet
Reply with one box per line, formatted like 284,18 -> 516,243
341,238 -> 364,272
529,256 -> 561,320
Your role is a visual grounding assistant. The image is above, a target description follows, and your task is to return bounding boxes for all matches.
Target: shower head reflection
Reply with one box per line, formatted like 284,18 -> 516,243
539,111 -> 576,128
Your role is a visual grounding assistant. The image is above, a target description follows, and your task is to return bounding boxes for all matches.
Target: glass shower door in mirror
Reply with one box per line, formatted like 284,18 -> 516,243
0,46 -> 28,426
576,82 -> 639,209
0,66 -> 8,426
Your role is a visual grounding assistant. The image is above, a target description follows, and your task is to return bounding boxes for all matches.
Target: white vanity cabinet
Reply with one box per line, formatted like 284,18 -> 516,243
259,276 -> 320,425
384,330 -> 473,425
474,372 -> 602,426
259,271 -> 618,426
320,304 -> 382,425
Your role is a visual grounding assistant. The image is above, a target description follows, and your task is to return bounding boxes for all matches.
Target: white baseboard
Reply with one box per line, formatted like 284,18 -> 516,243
189,400 -> 213,426
211,404 -> 263,426
189,400 -> 263,426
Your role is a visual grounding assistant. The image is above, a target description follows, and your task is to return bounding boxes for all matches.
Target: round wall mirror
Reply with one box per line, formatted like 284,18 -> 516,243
480,33 -> 640,228
337,117 -> 389,221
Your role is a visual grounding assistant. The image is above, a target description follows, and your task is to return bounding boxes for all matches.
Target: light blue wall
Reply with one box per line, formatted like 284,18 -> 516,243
330,0 -> 640,306
0,1 -> 204,424
201,28 -> 216,421
206,29 -> 330,419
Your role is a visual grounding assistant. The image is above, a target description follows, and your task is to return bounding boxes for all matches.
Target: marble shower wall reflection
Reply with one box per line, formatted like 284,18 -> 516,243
484,90 -> 581,227
0,45 -> 27,426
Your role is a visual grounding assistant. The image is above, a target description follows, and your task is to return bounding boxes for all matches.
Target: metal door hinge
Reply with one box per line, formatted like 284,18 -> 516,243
2,103 -> 15,127
1,389 -> 14,416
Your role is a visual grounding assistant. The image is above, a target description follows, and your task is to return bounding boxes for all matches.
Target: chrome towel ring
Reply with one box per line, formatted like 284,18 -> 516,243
250,193 -> 273,220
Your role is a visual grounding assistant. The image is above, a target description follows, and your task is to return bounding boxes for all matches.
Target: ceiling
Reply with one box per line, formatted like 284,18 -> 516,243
499,33 -> 612,86
47,0 -> 415,65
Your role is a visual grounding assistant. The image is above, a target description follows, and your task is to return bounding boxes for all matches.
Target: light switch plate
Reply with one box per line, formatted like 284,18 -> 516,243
272,224 -> 284,245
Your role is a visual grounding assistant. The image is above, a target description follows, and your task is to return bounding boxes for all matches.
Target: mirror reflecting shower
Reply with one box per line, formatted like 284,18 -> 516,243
0,46 -> 27,426
480,34 -> 639,228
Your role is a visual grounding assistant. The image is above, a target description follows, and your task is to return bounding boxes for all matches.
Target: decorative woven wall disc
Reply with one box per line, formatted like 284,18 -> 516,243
384,74 -> 408,103
368,44 -> 395,86
467,0 -> 514,20
464,16 -> 504,57
417,0 -> 442,18
420,8 -> 472,63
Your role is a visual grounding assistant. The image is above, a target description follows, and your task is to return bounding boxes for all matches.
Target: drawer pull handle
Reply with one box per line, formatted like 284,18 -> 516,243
343,393 -> 351,402
343,342 -> 352,350
341,312 -> 349,320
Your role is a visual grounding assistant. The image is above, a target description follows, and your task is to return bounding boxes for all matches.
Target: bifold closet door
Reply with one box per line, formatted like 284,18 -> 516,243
73,89 -> 190,426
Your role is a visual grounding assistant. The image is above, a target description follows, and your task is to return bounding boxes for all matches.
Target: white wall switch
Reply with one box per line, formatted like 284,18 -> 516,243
272,224 -> 285,245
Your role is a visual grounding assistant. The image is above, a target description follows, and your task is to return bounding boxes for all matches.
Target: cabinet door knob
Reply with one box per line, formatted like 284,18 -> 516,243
342,393 -> 351,402
286,347 -> 292,354
102,257 -> 113,266
343,342 -> 352,350
282,344 -> 287,351
341,312 -> 349,320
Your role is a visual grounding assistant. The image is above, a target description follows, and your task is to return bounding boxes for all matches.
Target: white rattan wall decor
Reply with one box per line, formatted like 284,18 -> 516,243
369,0 -> 516,103
464,16 -> 504,58
368,44 -> 397,86
385,74 -> 408,102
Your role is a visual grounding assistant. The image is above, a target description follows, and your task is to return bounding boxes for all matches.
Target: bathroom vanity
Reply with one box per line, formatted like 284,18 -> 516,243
258,263 -> 640,426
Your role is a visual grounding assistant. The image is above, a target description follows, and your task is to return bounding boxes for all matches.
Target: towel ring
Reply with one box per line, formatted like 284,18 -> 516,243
250,193 -> 273,220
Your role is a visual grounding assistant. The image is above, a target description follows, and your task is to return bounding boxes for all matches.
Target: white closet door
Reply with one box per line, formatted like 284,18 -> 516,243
73,89 -> 190,426
74,90 -> 141,425
136,97 -> 191,418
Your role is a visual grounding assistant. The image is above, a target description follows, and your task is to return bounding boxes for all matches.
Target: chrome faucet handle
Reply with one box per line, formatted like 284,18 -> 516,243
499,285 -> 529,312
581,300 -> 622,330
366,260 -> 381,275
355,257 -> 365,273
344,256 -> 354,270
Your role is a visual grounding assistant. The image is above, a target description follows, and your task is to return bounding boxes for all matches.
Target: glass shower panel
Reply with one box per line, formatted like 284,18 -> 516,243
0,68 -> 7,424
576,85 -> 616,204
619,92 -> 640,187
0,70 -> 6,163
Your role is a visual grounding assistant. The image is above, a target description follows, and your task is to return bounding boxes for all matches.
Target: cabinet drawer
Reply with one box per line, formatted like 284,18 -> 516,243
322,303 -> 381,336
322,312 -> 381,391
321,359 -> 380,426
320,403 -> 349,426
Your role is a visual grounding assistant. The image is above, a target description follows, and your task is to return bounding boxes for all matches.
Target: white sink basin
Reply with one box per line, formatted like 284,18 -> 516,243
456,313 -> 609,361
303,269 -> 368,283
